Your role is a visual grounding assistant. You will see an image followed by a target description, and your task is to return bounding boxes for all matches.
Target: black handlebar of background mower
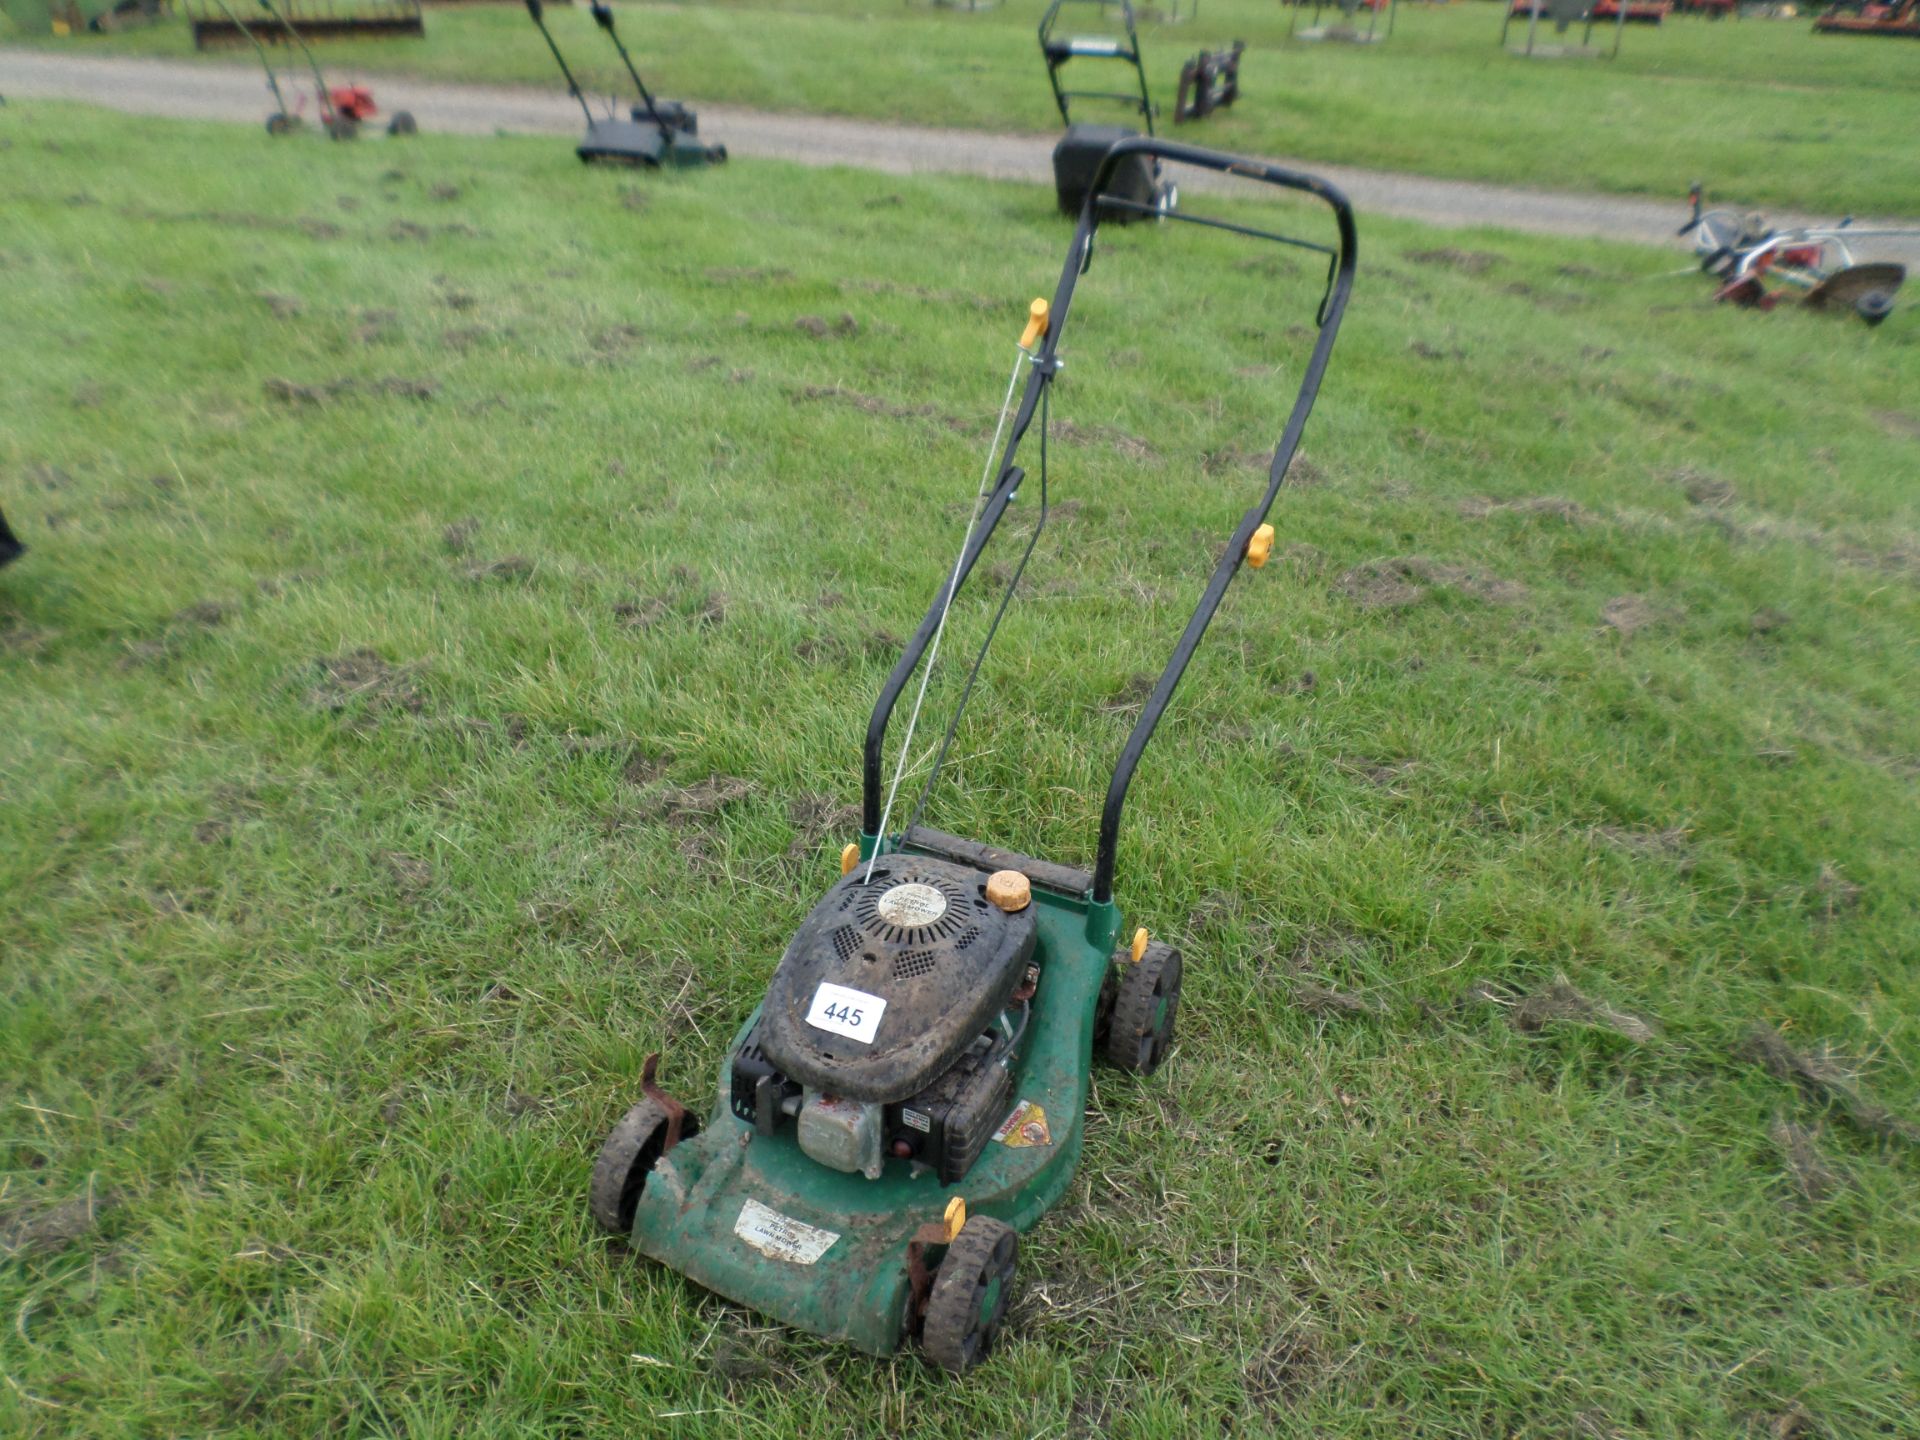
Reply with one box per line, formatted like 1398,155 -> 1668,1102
862,137 -> 1358,904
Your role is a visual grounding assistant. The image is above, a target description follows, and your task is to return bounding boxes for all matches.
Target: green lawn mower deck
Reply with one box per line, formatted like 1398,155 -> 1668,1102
589,137 -> 1357,1375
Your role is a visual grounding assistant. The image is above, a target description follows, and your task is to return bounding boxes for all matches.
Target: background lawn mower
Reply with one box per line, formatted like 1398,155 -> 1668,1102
1039,0 -> 1175,219
212,0 -> 417,137
589,136 -> 1356,1374
523,0 -> 725,168
0,507 -> 22,568
1680,182 -> 1915,325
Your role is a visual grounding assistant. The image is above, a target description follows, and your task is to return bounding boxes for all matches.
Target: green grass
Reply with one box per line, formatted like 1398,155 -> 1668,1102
4,101 -> 1920,1439
18,0 -> 1920,215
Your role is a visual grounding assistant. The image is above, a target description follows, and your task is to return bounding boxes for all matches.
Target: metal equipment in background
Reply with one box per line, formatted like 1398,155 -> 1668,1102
188,0 -> 423,49
1172,40 -> 1243,122
1814,0 -> 1920,36
589,135 -> 1356,1374
523,0 -> 726,167
1501,0 -> 1629,55
1038,0 -> 1175,217
1288,0 -> 1397,44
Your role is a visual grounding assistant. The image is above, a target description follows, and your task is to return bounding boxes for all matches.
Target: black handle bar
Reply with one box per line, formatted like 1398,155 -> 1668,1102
862,136 -> 1358,903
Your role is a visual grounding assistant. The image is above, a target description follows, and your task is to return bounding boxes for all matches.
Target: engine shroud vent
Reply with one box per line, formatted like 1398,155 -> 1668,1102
758,855 -> 1036,1103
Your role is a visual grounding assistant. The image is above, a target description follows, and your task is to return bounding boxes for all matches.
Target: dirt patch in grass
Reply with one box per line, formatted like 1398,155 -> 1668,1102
786,792 -> 858,860
1667,467 -> 1738,508
264,375 -> 438,405
1769,1117 -> 1847,1202
1,1188 -> 117,1260
705,265 -> 794,284
1590,824 -> 1692,865
635,774 -> 755,826
1871,409 -> 1920,442
1052,419 -> 1156,462
794,312 -> 859,339
792,384 -> 975,435
1510,975 -> 1659,1043
1458,495 -> 1592,524
843,277 -> 998,310
1599,593 -> 1661,637
304,649 -> 426,716
1099,672 -> 1156,716
1739,1024 -> 1920,1145
1406,247 -> 1503,274
257,291 -> 303,319
1292,979 -> 1382,1017
442,518 -> 480,554
382,852 -> 434,894
462,554 -> 534,582
1337,555 -> 1527,609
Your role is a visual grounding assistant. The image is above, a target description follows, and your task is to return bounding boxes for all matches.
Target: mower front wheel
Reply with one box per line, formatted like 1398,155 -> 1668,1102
388,111 -> 418,137
589,1096 -> 698,1236
1105,942 -> 1182,1075
921,1216 -> 1018,1375
325,116 -> 360,142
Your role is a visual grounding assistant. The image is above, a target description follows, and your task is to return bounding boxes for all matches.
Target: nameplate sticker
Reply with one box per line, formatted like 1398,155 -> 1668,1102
734,1198 -> 839,1265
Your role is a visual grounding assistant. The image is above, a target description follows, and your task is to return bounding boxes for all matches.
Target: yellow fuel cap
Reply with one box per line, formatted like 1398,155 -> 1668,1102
1019,298 -> 1050,350
986,870 -> 1032,912
840,842 -> 860,876
1130,927 -> 1149,963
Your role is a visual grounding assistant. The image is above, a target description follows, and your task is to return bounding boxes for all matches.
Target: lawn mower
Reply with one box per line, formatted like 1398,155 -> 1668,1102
522,0 -> 725,168
1171,40 -> 1244,122
588,135 -> 1356,1373
212,0 -> 417,137
1039,0 -> 1175,218
0,507 -> 22,569
1501,0 -> 1629,55
1288,0 -> 1398,44
1680,182 -> 1915,325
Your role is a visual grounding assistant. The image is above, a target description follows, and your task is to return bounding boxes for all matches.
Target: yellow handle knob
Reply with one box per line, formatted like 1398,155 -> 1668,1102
1019,298 -> 1050,350
1246,523 -> 1275,569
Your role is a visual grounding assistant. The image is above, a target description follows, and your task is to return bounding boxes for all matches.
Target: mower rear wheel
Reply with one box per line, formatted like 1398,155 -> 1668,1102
1105,941 -> 1182,1075
388,111 -> 418,137
589,1097 -> 698,1236
921,1216 -> 1018,1375
325,116 -> 360,142
265,113 -> 293,136
1857,291 -> 1895,328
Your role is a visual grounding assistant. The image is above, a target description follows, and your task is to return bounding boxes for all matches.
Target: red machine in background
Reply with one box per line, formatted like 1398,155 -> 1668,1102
1814,0 -> 1920,36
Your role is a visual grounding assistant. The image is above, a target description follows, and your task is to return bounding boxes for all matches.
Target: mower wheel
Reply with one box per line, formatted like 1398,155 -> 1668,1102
1856,291 -> 1895,328
266,113 -> 293,136
921,1216 -> 1018,1376
388,111 -> 418,138
589,1096 -> 698,1236
1105,941 -> 1181,1075
325,116 -> 360,142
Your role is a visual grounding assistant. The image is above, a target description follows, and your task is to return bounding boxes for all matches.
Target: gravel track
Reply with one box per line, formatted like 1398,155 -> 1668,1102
5,48 -> 1915,254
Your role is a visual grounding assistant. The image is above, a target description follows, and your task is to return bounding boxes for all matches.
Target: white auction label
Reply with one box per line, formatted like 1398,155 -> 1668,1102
733,1198 -> 839,1265
876,882 -> 946,928
806,982 -> 886,1044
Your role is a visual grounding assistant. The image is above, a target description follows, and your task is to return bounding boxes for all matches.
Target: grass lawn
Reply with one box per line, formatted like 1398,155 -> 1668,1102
4,101 -> 1919,1438
13,0 -> 1920,216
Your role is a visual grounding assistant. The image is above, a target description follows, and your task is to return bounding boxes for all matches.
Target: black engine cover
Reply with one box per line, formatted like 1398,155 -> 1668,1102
758,856 -> 1036,1104
1052,123 -> 1159,218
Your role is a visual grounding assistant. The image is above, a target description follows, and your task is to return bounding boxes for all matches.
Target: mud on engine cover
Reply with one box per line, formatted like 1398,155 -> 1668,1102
731,855 -> 1037,1184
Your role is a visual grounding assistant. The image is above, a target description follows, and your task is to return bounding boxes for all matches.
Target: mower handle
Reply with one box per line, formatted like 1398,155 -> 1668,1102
863,137 -> 1357,904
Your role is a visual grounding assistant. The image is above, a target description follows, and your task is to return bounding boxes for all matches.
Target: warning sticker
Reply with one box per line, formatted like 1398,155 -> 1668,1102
733,1198 -> 840,1265
992,1100 -> 1052,1149
901,1108 -> 931,1133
